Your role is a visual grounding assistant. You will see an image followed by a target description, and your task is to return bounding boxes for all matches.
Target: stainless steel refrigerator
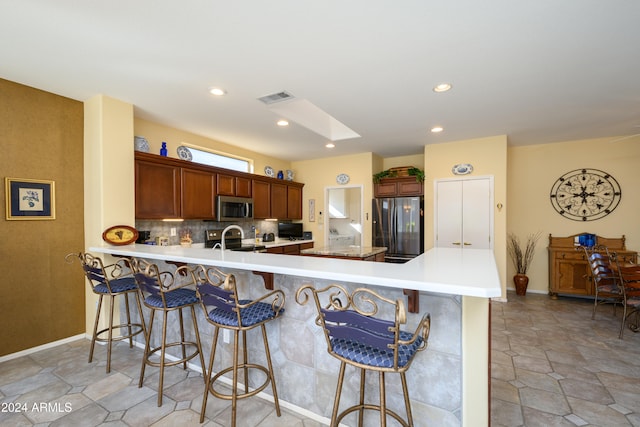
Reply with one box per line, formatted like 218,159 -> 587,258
372,197 -> 424,263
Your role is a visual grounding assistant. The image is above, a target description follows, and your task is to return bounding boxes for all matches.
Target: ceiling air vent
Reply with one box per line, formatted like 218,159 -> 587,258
257,91 -> 294,105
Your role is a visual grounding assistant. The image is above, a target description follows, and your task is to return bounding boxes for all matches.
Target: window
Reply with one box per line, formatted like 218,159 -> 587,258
187,146 -> 252,173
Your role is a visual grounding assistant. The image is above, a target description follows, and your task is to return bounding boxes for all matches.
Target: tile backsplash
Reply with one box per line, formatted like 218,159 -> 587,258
135,219 -> 279,245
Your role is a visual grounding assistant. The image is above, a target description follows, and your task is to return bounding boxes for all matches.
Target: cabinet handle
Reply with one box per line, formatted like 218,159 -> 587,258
463,242 -> 472,246
452,242 -> 461,245
561,253 -> 565,259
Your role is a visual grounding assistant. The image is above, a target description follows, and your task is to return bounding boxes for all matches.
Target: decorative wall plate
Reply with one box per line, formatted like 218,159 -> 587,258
286,169 -> 294,181
102,225 -> 138,245
176,146 -> 192,161
134,136 -> 150,152
336,173 -> 350,184
452,163 -> 473,175
264,166 -> 275,177
549,168 -> 621,221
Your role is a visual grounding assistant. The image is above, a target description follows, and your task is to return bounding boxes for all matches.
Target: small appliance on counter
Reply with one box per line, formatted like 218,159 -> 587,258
136,230 -> 151,243
263,232 -> 275,242
205,229 -> 266,252
278,222 -> 304,240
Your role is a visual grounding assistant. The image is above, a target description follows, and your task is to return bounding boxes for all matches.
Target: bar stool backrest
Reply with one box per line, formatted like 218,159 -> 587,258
66,252 -> 131,293
132,259 -> 198,309
195,267 -> 243,327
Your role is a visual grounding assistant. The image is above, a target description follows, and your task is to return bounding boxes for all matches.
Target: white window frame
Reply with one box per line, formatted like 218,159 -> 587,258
182,144 -> 253,173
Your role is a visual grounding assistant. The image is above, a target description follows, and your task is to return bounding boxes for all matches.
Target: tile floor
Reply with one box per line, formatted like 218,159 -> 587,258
0,292 -> 638,426
492,292 -> 640,427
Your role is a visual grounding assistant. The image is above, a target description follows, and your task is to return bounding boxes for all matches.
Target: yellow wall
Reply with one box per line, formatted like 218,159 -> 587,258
382,153 -> 425,171
293,152 -> 376,246
134,118 -> 291,177
508,136 -> 640,294
425,136 -> 508,297
0,78 -> 85,356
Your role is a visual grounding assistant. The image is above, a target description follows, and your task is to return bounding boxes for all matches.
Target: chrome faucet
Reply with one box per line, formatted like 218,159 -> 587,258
221,225 -> 244,251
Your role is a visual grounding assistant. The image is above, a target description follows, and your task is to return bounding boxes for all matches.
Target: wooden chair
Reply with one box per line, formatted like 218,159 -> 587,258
195,266 -> 285,426
65,252 -> 146,373
296,284 -> 430,427
132,259 -> 205,406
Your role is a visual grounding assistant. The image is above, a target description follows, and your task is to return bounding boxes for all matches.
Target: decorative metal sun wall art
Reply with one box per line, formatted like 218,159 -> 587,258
549,168 -> 621,221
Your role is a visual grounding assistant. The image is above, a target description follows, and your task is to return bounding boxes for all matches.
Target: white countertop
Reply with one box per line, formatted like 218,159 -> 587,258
89,244 -> 501,298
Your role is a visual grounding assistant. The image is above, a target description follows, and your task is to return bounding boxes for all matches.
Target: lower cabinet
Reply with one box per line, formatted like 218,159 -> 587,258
548,233 -> 637,298
266,242 -> 314,255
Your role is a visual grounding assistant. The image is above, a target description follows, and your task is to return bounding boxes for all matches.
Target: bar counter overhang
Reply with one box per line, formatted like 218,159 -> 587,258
90,244 -> 501,426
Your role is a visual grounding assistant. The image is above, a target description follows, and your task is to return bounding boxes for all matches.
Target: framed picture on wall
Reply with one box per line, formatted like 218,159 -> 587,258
309,199 -> 315,222
5,177 -> 56,220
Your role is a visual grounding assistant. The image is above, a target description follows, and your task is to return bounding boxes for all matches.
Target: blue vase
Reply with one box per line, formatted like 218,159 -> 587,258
277,170 -> 284,179
160,142 -> 168,156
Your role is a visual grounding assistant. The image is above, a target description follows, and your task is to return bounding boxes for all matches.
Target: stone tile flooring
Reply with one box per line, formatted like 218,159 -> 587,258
1,291 -> 638,426
492,292 -> 640,427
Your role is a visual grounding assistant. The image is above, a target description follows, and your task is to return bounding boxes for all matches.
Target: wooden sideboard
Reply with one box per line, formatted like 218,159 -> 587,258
548,233 -> 637,298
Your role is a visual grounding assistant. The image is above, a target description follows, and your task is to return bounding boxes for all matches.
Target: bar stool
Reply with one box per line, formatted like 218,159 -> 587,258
195,266 -> 285,426
65,252 -> 146,374
296,284 -> 431,427
132,259 -> 205,406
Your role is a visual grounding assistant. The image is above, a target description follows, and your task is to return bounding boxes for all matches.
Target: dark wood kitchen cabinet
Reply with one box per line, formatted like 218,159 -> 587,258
135,159 -> 181,219
374,176 -> 423,197
217,173 -> 252,198
134,152 -> 304,220
182,169 -> 215,219
252,180 -> 271,219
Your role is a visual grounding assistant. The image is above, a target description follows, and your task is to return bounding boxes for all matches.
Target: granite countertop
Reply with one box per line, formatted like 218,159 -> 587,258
300,246 -> 387,258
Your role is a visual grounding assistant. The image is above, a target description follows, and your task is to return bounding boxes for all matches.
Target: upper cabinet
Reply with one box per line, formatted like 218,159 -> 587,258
135,152 -> 303,220
135,159 -> 181,219
374,176 -> 423,197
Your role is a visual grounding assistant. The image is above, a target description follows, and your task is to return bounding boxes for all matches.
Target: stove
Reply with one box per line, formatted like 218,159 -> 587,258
205,229 -> 266,252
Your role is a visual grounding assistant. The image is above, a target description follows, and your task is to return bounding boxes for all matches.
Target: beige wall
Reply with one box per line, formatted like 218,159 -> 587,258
293,152 -> 376,246
134,118 -> 292,177
382,154 -> 425,170
508,136 -> 640,294
425,135 -> 509,297
0,79 -> 85,356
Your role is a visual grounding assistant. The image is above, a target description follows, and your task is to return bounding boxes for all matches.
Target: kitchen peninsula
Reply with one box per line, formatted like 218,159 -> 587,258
90,244 -> 500,426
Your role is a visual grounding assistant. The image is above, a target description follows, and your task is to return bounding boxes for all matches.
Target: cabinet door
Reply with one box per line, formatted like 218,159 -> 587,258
182,169 -> 215,219
287,185 -> 302,219
236,177 -> 252,198
271,183 -> 288,219
283,244 -> 300,255
253,180 -> 271,219
397,180 -> 423,196
554,260 -> 591,295
135,160 -> 181,218
375,182 -> 397,197
217,173 -> 236,196
266,246 -> 284,254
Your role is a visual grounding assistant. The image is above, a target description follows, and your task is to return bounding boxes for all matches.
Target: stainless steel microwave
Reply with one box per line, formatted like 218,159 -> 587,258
216,196 -> 253,221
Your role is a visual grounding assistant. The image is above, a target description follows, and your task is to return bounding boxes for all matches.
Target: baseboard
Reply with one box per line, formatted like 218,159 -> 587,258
0,334 -> 85,364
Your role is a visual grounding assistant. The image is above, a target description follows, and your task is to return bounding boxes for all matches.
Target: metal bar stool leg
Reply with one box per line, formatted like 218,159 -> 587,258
358,368 -> 366,427
157,310 -> 169,406
178,308 -> 187,370
124,292 -> 133,348
200,327 -> 220,423
232,329 -> 240,427
190,305 -> 206,376
139,309 -> 154,387
401,372 -> 414,427
379,371 -> 387,427
89,295 -> 104,364
106,295 -> 116,374
261,324 -> 281,416
331,361 -> 347,427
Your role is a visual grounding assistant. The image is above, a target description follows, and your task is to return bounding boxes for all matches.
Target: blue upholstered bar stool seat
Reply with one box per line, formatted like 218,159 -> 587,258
133,259 -> 205,407
65,252 -> 146,374
195,266 -> 285,426
296,284 -> 431,427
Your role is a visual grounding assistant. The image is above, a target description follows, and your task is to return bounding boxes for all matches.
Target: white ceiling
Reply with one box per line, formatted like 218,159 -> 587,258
2,0 -> 639,161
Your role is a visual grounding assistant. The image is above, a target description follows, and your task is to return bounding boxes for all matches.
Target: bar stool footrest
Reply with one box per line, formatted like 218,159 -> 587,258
95,323 -> 145,343
337,404 -> 410,427
208,364 -> 271,400
144,342 -> 201,368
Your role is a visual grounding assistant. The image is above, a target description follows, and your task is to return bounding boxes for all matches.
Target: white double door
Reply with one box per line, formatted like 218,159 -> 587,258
435,177 -> 493,249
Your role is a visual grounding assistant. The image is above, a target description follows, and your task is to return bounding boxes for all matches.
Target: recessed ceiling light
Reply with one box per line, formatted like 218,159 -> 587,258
431,126 -> 444,133
326,142 -> 335,148
277,119 -> 289,126
209,87 -> 226,96
433,83 -> 452,93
